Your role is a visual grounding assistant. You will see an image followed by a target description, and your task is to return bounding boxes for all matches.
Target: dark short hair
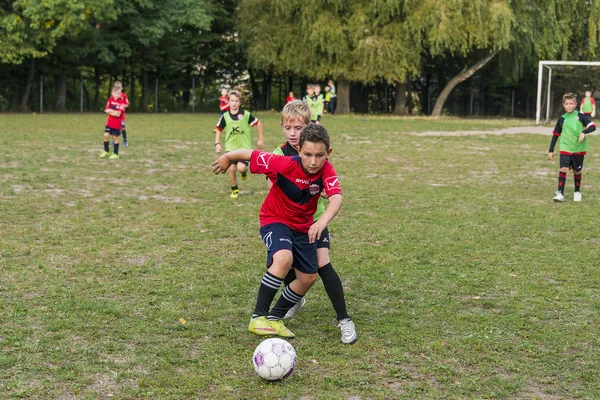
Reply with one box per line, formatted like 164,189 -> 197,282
299,124 -> 330,151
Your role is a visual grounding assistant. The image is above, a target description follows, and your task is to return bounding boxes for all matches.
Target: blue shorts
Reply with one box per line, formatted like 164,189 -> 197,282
260,223 -> 317,274
105,126 -> 122,136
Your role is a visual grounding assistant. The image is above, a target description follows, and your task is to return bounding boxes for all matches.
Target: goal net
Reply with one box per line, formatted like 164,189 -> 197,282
536,61 -> 600,125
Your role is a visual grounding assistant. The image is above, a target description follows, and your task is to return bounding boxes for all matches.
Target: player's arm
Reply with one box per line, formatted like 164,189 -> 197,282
592,98 -> 596,118
249,115 -> 264,150
578,113 -> 596,143
308,194 -> 342,244
548,118 -> 563,160
211,149 -> 253,174
215,117 -> 226,153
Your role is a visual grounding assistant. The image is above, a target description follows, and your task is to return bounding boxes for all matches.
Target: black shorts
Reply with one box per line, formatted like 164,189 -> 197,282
559,154 -> 584,172
260,223 -> 317,274
225,151 -> 249,166
105,126 -> 122,136
317,226 -> 330,249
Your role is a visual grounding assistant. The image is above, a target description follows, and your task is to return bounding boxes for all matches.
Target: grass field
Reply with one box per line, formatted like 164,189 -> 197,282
1,113 -> 599,399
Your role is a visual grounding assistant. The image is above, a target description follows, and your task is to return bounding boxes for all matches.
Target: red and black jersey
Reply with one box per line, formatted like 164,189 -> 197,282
105,94 -> 129,129
219,95 -> 230,112
250,150 -> 342,233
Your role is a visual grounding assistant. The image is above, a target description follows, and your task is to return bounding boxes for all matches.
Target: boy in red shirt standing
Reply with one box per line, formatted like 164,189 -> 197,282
211,124 -> 343,338
219,87 -> 230,116
100,82 -> 128,160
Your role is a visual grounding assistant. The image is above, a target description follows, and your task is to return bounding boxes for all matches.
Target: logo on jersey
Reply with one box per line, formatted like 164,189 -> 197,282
325,176 -> 340,191
262,231 -> 273,250
231,126 -> 241,134
256,152 -> 273,168
309,183 -> 320,195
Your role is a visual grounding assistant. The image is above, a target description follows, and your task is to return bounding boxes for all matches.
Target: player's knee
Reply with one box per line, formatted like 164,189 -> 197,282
559,167 -> 569,173
272,251 -> 293,269
317,253 -> 330,268
299,272 -> 318,286
238,163 -> 247,173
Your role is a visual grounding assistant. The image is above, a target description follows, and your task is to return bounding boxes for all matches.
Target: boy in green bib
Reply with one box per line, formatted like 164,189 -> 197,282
548,93 -> 596,202
215,90 -> 264,198
580,89 -> 595,118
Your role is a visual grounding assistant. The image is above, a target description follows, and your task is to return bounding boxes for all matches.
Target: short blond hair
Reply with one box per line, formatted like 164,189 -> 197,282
229,90 -> 241,100
563,92 -> 577,103
282,100 -> 311,125
112,81 -> 122,91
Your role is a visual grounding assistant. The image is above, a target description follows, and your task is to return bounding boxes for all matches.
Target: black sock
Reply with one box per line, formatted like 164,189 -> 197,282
231,185 -> 238,191
114,143 -> 119,155
558,172 -> 567,194
122,130 -> 127,141
268,285 -> 303,320
104,141 -> 109,152
574,174 -> 582,192
319,263 -> 350,321
252,271 -> 282,318
283,269 -> 296,287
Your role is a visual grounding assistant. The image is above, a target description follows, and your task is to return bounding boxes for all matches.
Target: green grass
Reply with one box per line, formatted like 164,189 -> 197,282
1,112 -> 599,399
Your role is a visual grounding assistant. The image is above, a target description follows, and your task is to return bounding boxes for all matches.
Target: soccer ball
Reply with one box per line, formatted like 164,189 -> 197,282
252,338 -> 297,381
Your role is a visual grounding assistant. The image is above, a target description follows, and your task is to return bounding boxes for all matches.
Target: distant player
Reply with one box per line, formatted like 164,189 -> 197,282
211,124 -> 343,339
580,89 -> 596,118
219,88 -> 230,116
285,91 -> 297,104
548,92 -> 596,202
214,90 -> 264,198
272,100 -> 357,344
304,84 -> 320,124
100,82 -> 128,160
312,84 -> 324,124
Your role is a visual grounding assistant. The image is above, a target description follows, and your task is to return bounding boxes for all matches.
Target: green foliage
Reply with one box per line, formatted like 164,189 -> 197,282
0,0 -> 118,64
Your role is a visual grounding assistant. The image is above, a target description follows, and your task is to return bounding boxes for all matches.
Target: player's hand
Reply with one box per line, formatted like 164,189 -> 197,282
547,152 -> 553,161
320,189 -> 329,199
308,220 -> 327,244
215,143 -> 222,153
579,133 -> 586,143
256,139 -> 264,150
593,112 -> 596,118
211,155 -> 231,174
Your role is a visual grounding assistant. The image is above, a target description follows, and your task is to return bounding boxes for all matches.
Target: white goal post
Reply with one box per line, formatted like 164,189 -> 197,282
536,60 -> 600,125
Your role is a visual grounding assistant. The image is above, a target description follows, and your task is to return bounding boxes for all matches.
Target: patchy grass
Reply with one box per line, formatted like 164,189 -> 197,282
1,113 -> 599,399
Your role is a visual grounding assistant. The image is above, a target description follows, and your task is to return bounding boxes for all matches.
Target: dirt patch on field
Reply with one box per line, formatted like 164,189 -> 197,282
408,126 -> 550,137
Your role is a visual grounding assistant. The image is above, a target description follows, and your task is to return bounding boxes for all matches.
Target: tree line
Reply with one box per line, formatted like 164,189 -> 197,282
1,0 -> 599,115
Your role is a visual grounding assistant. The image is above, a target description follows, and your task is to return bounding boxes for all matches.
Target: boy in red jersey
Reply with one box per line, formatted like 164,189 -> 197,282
219,87 -> 230,116
100,82 -> 128,159
211,124 -> 342,338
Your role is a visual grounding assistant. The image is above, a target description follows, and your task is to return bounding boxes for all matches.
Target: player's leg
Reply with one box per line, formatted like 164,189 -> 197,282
238,161 -> 248,181
100,128 -> 111,157
553,155 -> 570,202
228,164 -> 238,198
109,132 -> 120,159
249,224 -> 294,336
317,228 -> 357,344
267,230 -> 318,337
122,120 -> 128,147
573,155 -> 584,201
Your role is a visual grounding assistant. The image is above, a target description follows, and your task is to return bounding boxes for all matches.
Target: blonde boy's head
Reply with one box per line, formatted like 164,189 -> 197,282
112,81 -> 122,93
282,100 -> 311,125
562,92 -> 577,103
229,90 -> 241,100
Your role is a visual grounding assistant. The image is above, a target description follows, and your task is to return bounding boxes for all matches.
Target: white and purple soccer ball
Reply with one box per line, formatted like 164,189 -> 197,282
252,338 -> 297,381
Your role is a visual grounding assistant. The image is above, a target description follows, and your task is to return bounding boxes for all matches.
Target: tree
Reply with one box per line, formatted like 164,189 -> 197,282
239,0 -> 420,113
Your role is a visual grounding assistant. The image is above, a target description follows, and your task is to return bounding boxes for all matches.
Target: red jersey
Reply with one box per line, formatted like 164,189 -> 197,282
219,95 -> 230,112
250,150 -> 342,233
105,94 -> 129,129
285,96 -> 296,104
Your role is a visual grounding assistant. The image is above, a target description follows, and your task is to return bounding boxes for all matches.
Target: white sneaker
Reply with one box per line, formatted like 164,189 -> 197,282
283,297 -> 306,319
338,318 -> 357,344
574,192 -> 582,202
553,191 -> 565,202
